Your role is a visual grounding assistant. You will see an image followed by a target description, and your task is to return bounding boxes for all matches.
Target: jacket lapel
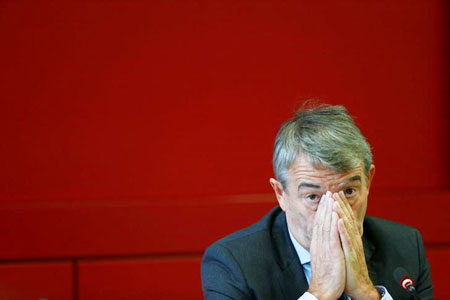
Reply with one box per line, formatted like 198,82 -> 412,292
272,210 -> 309,300
277,260 -> 309,300
363,230 -> 378,284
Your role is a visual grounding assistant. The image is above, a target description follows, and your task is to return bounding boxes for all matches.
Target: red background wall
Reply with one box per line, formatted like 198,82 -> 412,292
0,0 -> 448,299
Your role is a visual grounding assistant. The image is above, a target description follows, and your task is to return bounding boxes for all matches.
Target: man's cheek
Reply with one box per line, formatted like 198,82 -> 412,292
352,204 -> 366,224
350,199 -> 362,214
309,209 -> 318,222
307,201 -> 320,212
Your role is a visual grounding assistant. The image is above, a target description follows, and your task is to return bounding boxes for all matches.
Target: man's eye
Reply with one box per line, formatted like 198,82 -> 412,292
306,194 -> 319,201
344,188 -> 356,196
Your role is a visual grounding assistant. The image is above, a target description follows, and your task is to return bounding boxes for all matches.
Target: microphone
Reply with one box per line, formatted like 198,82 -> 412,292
393,267 -> 421,300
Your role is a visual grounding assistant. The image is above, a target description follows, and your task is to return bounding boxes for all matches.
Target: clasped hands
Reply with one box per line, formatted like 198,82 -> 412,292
307,191 -> 380,300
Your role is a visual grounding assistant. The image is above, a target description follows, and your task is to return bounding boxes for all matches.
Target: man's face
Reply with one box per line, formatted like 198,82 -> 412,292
270,153 -> 375,250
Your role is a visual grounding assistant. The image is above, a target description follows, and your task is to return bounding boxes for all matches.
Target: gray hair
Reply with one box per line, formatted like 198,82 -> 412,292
273,103 -> 372,190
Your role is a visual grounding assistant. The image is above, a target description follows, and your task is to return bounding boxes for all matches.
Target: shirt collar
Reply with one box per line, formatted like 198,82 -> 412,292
287,226 -> 311,265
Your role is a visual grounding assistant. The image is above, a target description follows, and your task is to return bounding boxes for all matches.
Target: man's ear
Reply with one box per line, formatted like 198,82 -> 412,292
269,178 -> 287,211
366,164 -> 375,192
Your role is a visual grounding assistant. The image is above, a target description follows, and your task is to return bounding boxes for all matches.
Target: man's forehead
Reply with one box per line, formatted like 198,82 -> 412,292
289,155 -> 363,184
292,165 -> 362,182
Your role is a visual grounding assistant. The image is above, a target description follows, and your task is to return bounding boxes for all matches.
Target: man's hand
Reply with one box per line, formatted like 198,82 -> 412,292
308,192 -> 346,300
333,191 -> 380,300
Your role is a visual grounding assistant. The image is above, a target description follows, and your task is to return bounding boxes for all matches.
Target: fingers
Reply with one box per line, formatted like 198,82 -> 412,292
333,192 -> 359,253
316,193 -> 327,219
337,217 -> 351,254
311,193 -> 326,252
312,192 -> 336,251
331,211 -> 340,242
313,194 -> 326,233
333,191 -> 353,221
334,193 -> 351,253
333,192 -> 357,235
313,191 -> 372,300
323,192 -> 333,234
333,191 -> 372,300
314,192 -> 331,228
309,191 -> 347,299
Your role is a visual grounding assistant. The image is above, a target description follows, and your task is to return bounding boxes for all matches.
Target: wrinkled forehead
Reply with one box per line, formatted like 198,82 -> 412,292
288,154 -> 365,187
303,149 -> 362,171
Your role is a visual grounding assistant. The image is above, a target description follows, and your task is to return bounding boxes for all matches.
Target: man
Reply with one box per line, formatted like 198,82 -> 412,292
201,104 -> 433,300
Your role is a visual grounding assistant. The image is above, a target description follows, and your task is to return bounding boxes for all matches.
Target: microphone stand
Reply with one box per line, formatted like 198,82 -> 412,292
406,284 -> 421,300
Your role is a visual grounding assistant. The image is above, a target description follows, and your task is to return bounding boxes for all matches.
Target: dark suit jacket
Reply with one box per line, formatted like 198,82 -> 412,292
201,206 -> 433,299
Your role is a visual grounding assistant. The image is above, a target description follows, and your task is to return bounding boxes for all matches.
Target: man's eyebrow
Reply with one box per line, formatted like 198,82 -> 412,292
298,182 -> 322,191
342,175 -> 361,185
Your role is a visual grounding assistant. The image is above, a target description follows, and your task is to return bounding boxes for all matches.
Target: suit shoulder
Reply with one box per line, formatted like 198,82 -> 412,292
201,207 -> 288,299
202,206 -> 283,262
210,207 -> 281,248
364,216 -> 418,234
363,216 -> 421,246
